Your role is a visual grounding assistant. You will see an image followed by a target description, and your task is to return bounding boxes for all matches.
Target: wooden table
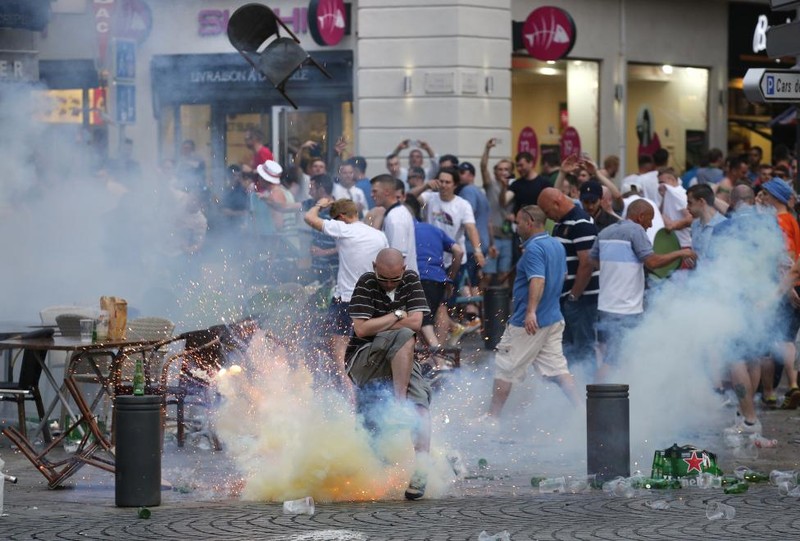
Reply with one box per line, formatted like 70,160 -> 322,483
0,336 -> 173,488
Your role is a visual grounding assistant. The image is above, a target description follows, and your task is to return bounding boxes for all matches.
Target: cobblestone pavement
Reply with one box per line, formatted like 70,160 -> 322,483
2,339 -> 800,540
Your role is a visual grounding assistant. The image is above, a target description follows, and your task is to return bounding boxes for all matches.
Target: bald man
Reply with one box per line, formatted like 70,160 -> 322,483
538,187 -> 600,372
590,199 -> 695,381
346,248 -> 432,500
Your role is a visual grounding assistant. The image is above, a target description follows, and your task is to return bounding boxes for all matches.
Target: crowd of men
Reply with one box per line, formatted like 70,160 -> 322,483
177,132 -> 800,500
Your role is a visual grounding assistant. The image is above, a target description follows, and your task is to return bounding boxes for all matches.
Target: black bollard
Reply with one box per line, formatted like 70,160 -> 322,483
586,384 -> 630,482
482,286 -> 510,350
115,395 -> 163,507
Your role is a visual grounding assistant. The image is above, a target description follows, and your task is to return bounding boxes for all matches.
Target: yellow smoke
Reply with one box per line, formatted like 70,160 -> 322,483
214,331 -> 415,502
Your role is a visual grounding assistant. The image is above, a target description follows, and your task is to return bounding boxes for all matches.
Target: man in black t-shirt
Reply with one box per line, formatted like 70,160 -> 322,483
498,151 -> 550,214
346,248 -> 432,500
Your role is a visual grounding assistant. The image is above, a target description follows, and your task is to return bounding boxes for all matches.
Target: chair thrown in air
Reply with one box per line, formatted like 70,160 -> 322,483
227,3 -> 331,108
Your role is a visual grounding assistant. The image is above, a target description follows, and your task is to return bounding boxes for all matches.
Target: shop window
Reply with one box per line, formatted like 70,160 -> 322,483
511,57 -> 599,164
226,113 -> 271,169
158,105 -> 176,165
179,104 -> 211,179
626,64 -> 709,173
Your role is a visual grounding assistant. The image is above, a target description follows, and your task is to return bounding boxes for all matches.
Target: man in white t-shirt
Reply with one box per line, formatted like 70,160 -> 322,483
411,168 -> 485,269
333,161 -> 368,217
657,167 -> 692,248
370,174 -> 419,273
304,198 -> 389,388
589,199 -> 695,382
411,167 -> 485,343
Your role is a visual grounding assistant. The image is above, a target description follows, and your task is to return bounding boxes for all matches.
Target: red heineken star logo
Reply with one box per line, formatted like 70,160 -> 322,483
683,451 -> 703,473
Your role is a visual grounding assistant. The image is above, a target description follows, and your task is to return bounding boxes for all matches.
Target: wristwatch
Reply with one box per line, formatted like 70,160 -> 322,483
394,309 -> 405,320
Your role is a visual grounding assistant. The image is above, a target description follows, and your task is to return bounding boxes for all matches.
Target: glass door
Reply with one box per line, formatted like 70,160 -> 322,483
272,106 -> 329,174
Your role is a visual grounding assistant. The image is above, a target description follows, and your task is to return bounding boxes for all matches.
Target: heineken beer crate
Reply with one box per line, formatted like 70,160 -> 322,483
651,444 -> 723,479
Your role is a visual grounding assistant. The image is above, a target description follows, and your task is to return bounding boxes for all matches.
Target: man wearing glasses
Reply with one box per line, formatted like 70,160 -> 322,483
345,248 -> 432,500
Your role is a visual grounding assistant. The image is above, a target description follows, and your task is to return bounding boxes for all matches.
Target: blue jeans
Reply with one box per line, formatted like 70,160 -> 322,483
560,295 -> 598,367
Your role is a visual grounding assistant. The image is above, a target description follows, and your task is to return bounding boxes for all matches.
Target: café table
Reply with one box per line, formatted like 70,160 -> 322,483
0,335 -> 174,488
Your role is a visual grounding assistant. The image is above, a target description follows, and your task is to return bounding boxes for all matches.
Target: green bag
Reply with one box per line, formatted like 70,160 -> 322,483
651,443 -> 723,479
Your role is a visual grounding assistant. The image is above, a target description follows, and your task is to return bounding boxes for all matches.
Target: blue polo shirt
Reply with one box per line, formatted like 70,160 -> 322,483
510,232 -> 567,328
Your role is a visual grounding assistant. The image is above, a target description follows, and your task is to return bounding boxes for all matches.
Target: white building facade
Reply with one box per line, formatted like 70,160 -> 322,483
34,0 -> 731,185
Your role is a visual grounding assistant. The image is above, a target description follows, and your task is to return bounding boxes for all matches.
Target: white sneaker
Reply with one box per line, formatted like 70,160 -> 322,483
724,418 -> 762,436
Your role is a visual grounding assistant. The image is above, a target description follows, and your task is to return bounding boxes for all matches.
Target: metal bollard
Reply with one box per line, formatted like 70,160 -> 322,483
586,384 -> 630,483
482,286 -> 510,350
115,395 -> 163,507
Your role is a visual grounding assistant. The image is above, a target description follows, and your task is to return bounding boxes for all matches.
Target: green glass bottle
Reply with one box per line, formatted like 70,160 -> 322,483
133,359 -> 145,396
743,470 -> 769,483
723,482 -> 749,494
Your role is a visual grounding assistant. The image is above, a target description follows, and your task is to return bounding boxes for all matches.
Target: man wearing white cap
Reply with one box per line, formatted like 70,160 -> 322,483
250,160 -> 289,255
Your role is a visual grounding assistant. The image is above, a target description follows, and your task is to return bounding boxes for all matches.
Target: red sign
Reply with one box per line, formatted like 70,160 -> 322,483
309,0 -> 346,46
522,6 -> 577,61
93,0 -> 115,70
560,127 -> 581,161
517,127 -> 539,165
113,0 -> 152,44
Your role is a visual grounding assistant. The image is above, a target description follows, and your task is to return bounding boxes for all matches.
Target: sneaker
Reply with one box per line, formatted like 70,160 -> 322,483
404,471 -> 427,501
779,388 -> 800,410
760,394 -> 778,409
724,418 -> 762,436
447,324 -> 466,346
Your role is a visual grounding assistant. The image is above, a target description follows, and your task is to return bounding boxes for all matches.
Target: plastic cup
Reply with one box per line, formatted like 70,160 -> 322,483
283,496 -> 315,515
706,501 -> 735,520
538,476 -> 566,494
79,319 -> 94,343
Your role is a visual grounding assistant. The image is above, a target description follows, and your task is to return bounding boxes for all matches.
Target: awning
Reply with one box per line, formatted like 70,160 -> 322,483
39,60 -> 99,90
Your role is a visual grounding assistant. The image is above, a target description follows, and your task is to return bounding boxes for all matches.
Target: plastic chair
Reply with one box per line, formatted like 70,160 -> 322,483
0,349 -> 52,442
126,317 -> 175,342
227,3 -> 331,108
40,306 -> 95,327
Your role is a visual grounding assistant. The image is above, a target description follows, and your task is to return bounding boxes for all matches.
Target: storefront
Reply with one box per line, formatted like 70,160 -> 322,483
34,0 -> 731,185
150,51 -> 353,180
510,0 -> 727,177
728,1 -> 797,162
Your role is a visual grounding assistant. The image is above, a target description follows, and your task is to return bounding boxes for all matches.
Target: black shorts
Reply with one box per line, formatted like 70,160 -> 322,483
421,280 -> 446,326
327,298 -> 353,336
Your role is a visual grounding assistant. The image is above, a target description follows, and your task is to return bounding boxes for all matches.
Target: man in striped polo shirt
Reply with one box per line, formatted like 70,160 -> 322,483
346,248 -> 432,500
538,187 -> 600,373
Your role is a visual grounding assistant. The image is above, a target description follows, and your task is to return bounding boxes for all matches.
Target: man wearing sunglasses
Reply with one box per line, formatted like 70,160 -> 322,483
346,248 -> 432,500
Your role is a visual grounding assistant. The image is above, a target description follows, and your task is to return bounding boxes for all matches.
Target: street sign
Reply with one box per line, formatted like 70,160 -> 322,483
771,0 -> 800,10
111,82 -> 136,124
767,21 -> 800,57
112,39 -> 136,81
744,68 -> 800,103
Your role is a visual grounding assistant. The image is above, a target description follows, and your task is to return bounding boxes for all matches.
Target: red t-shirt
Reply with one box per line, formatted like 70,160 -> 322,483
251,145 -> 274,169
777,211 -> 800,260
